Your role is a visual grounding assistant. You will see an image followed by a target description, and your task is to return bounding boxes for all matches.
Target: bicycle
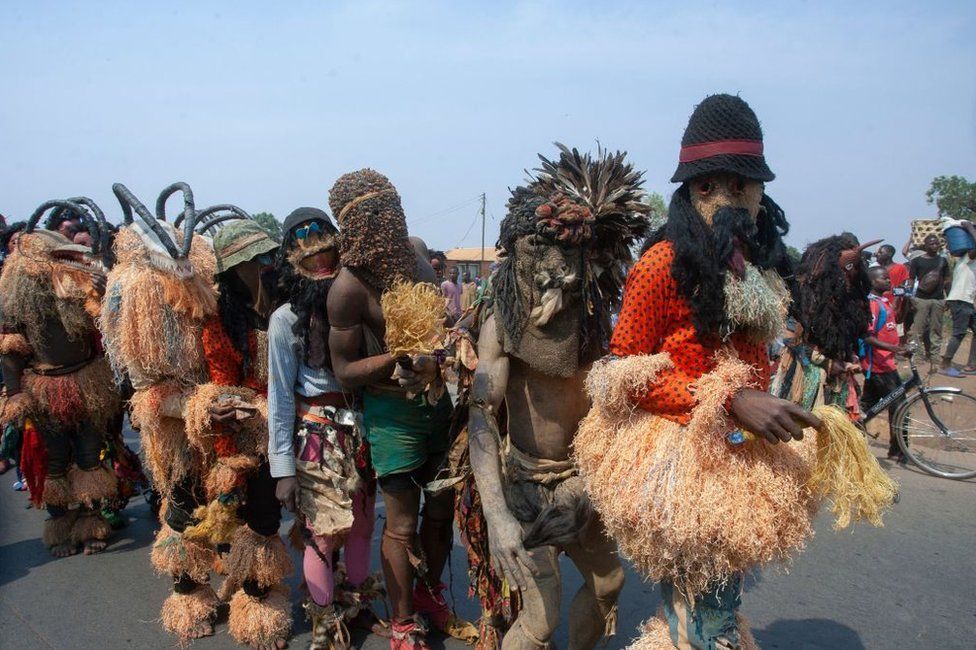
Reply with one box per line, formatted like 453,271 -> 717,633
860,345 -> 976,480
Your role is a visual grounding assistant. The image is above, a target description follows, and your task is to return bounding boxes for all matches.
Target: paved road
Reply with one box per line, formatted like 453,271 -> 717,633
1,425 -> 973,649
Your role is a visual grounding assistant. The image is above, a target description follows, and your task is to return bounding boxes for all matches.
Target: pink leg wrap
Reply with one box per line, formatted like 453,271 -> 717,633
345,488 -> 375,586
303,488 -> 376,606
304,536 -> 337,606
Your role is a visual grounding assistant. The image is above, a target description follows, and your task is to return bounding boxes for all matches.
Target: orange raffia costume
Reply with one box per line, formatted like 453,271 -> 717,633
102,183 -> 290,647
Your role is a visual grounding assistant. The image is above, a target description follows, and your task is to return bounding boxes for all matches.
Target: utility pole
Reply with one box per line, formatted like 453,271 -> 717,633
479,193 -> 486,277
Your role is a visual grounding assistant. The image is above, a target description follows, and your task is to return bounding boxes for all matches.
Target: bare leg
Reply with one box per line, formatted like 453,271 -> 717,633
418,454 -> 454,584
502,544 -> 561,650
380,484 -> 422,619
564,518 -> 625,650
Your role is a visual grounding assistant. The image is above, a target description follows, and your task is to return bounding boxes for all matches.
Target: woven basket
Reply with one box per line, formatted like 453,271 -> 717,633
910,219 -> 947,249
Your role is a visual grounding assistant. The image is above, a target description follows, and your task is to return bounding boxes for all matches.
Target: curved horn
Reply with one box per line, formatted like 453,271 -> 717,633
154,182 -> 198,259
196,213 -> 245,234
65,196 -> 115,268
112,183 -> 182,259
26,200 -> 91,234
157,182 -> 195,222
63,197 -> 105,255
194,204 -> 252,230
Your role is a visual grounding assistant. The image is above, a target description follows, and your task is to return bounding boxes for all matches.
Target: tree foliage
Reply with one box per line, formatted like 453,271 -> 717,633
644,191 -> 668,231
252,211 -> 283,242
926,175 -> 976,222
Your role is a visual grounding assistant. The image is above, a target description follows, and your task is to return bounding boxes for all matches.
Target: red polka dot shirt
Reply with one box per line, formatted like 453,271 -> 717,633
610,242 -> 770,424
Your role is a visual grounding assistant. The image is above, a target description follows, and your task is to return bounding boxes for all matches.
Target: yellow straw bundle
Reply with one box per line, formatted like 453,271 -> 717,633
807,404 -> 897,529
380,279 -> 446,357
184,499 -> 243,546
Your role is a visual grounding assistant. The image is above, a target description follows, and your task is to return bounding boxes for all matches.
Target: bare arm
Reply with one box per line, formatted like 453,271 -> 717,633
864,335 -> 903,354
327,270 -> 396,389
468,314 -> 535,590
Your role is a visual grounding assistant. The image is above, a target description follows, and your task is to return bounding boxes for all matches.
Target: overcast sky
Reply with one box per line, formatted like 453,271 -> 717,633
2,1 -> 973,259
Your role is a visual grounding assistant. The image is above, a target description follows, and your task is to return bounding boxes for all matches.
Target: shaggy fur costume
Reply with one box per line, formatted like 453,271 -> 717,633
42,509 -> 79,548
42,475 -> 74,508
151,523 -> 218,584
223,524 -> 293,593
0,231 -> 99,346
0,392 -> 33,426
183,383 -> 267,457
101,229 -> 214,387
0,333 -> 32,357
129,382 -> 198,495
228,585 -> 292,647
70,511 -> 113,545
68,464 -> 118,507
574,351 -> 818,598
21,357 -> 120,431
160,584 -> 220,642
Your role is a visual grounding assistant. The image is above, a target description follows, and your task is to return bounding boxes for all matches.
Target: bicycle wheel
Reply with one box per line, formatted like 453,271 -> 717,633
892,388 -> 976,479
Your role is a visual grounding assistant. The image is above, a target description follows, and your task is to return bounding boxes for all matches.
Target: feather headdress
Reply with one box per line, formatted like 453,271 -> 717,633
495,143 -> 651,355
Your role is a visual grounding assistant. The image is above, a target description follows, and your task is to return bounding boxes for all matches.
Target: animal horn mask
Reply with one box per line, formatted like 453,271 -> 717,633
31,197 -> 114,268
114,182 -> 198,260
190,204 -> 252,235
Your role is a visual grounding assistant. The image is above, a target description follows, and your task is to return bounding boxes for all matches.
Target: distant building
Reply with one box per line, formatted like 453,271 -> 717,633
444,247 -> 499,279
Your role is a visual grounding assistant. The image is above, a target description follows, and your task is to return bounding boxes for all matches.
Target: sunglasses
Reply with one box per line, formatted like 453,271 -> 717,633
294,221 -> 323,241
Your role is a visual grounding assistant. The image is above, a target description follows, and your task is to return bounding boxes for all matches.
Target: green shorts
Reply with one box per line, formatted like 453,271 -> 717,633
363,389 -> 453,478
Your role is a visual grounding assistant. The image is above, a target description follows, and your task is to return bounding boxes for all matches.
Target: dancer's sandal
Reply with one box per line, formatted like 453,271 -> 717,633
412,582 -> 478,644
390,616 -> 430,650
306,601 -> 351,650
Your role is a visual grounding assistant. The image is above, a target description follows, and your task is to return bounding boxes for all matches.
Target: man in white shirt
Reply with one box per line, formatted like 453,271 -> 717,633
941,221 -> 976,376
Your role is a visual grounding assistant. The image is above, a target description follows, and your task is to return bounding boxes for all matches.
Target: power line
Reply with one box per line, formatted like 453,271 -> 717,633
455,207 -> 481,248
411,195 -> 482,225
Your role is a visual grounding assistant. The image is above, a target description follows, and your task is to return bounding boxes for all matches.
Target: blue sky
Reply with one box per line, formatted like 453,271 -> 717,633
1,1 -> 973,259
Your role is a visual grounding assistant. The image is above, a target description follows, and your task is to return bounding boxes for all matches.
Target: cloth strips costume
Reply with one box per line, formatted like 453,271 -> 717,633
100,183 -> 291,646
267,206 -> 385,649
0,198 -> 122,557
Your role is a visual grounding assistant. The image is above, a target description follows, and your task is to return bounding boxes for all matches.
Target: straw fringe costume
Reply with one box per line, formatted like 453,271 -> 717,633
0,200 -> 121,556
101,184 -> 291,646
574,96 -> 894,649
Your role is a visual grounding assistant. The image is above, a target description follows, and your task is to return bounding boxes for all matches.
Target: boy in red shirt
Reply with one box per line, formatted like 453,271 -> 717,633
861,266 -> 907,461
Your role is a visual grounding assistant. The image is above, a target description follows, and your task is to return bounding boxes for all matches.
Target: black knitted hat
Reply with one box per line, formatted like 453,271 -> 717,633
671,94 -> 775,184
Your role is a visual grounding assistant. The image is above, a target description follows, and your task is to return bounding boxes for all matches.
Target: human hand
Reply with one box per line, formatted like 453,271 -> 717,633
392,354 -> 438,393
209,403 -> 239,424
275,476 -> 298,513
486,512 -> 536,591
729,388 -> 822,444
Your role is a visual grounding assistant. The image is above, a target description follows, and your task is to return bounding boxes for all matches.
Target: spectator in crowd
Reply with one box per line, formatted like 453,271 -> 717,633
430,257 -> 445,282
861,267 -> 907,462
940,222 -> 976,377
875,244 -> 909,302
460,271 -> 478,311
908,234 -> 950,374
441,266 -> 461,320
876,243 -> 911,344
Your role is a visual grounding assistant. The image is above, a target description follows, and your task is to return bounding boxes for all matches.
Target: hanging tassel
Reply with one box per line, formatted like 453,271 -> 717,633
807,404 -> 897,529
